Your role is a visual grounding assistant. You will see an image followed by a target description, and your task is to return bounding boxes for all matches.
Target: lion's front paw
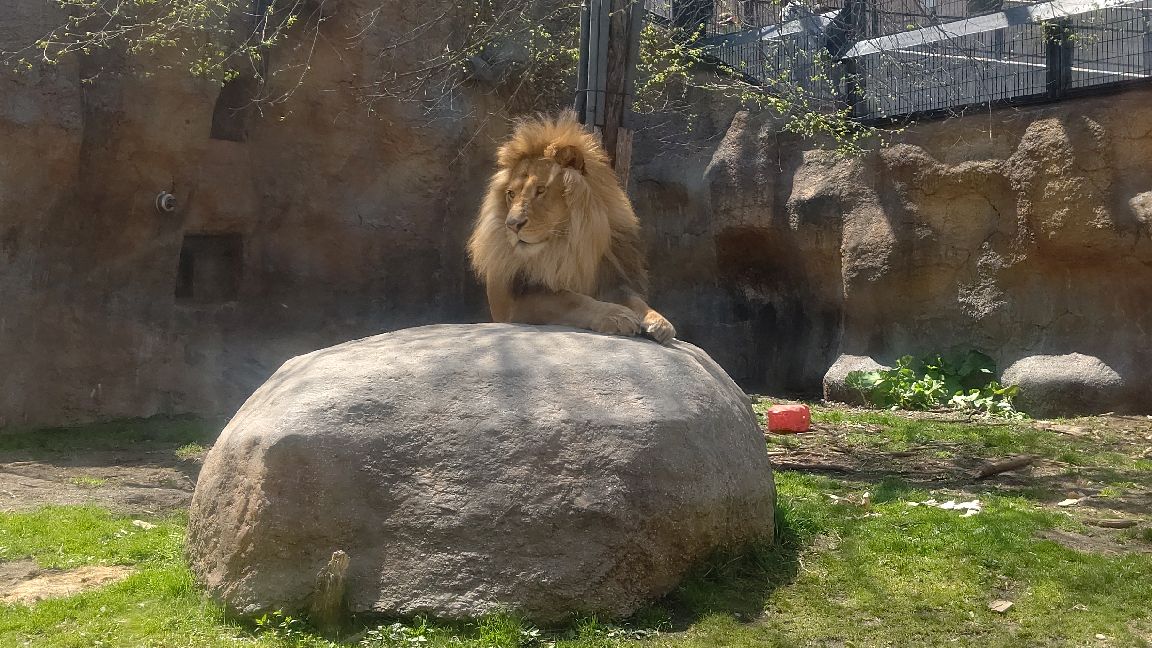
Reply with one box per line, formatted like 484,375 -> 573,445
591,304 -> 642,337
643,311 -> 677,345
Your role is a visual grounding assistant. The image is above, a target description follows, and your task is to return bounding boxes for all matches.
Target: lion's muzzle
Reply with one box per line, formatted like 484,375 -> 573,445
506,212 -> 528,233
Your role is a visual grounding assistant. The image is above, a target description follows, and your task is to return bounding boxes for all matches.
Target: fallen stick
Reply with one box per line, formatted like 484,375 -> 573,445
771,461 -> 854,473
1087,518 -> 1138,529
976,455 -> 1036,479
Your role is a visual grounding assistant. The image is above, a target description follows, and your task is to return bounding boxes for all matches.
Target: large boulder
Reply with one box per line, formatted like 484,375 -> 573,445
1001,353 -> 1126,417
822,354 -> 890,405
186,324 -> 775,624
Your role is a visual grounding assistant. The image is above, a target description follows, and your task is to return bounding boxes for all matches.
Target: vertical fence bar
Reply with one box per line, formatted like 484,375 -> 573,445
575,0 -> 591,122
1144,10 -> 1152,76
585,0 -> 603,126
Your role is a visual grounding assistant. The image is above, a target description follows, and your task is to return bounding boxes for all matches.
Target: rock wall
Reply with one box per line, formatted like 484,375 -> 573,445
3,0 -> 1151,426
637,89 -> 1152,413
1,1 -> 504,427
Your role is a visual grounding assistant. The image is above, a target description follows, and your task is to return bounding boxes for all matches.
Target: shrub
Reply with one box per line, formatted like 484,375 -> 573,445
845,351 -> 1022,418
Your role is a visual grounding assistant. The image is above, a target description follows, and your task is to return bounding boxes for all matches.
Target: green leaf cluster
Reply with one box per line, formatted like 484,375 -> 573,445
845,351 -> 1022,418
7,0 -> 302,85
635,22 -> 884,155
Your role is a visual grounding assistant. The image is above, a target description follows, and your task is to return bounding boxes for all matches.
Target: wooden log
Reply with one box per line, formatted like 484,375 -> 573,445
308,550 -> 350,635
975,455 -> 1036,479
1087,518 -> 1139,529
601,0 -> 632,166
614,127 -> 634,187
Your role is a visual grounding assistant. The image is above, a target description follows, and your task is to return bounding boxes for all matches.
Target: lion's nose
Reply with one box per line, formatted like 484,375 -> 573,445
506,214 -> 528,233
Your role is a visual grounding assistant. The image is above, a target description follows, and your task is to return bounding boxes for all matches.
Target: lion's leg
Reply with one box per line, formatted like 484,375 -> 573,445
486,283 -> 514,322
611,290 -> 677,345
507,290 -> 642,337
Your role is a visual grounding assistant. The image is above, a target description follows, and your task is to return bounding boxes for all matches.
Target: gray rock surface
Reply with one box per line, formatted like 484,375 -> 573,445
1001,353 -> 1126,417
822,354 -> 890,405
186,323 -> 776,623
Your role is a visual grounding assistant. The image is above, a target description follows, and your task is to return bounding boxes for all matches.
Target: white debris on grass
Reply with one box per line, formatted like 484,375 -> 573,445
826,492 -> 871,507
906,498 -> 983,516
988,599 -> 1013,613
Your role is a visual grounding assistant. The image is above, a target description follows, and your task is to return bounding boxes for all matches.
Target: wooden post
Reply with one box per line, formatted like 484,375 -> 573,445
575,0 -> 646,188
1045,17 -> 1073,100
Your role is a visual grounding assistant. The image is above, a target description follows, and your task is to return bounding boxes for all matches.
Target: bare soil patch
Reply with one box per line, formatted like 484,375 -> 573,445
0,560 -> 134,604
0,448 -> 203,514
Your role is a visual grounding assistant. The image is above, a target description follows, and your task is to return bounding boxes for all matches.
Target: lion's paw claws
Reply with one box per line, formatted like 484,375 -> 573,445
643,315 -> 676,345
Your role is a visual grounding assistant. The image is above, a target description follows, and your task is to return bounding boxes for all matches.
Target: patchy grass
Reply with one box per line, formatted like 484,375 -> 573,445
69,476 -> 107,489
176,442 -> 208,461
1,411 -> 1150,647
0,416 -> 223,457
755,399 -> 1152,511
801,404 -> 1150,471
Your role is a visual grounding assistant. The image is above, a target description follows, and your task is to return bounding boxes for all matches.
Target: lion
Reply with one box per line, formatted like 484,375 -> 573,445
467,111 -> 676,344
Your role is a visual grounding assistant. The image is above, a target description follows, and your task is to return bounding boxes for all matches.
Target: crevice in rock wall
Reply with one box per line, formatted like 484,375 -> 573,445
209,77 -> 259,142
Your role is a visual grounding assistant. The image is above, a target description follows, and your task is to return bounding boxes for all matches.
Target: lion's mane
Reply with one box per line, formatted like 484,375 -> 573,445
467,112 -> 648,297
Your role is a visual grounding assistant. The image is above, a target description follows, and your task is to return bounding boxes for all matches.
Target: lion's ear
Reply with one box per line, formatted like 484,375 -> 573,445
545,143 -> 584,172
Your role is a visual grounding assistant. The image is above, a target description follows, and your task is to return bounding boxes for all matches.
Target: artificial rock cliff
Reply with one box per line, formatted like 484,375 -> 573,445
3,0 -> 1150,426
636,91 -> 1152,414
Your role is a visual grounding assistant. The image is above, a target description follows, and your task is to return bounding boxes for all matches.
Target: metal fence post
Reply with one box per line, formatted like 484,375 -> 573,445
1045,17 -> 1073,100
574,0 -> 591,122
1143,10 -> 1152,76
837,0 -> 868,117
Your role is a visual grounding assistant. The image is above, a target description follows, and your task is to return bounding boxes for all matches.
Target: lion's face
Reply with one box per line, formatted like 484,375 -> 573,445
501,158 -> 571,249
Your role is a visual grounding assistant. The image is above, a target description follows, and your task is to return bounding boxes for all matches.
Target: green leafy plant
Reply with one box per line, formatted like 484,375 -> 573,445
635,21 -> 883,155
253,609 -> 309,642
846,351 -> 1022,418
9,0 -> 302,84
359,620 -> 432,647
174,442 -> 206,460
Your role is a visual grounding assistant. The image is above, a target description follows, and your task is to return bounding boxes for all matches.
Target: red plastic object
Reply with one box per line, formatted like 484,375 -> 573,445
766,404 -> 811,434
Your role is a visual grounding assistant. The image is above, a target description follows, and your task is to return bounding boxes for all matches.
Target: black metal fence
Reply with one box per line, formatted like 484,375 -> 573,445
647,0 -> 1152,120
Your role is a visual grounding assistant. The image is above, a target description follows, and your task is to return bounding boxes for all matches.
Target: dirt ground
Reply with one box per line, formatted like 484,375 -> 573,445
768,411 -> 1151,507
0,446 -> 203,514
763,405 -> 1152,555
0,559 -> 135,605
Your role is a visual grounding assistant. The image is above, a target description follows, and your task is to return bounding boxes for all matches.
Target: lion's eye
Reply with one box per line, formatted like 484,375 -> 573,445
505,190 -> 514,201
536,186 -> 546,195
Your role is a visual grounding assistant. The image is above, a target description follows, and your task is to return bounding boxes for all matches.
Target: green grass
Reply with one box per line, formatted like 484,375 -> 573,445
3,481 -> 1149,647
0,416 -> 223,457
69,476 -> 107,489
176,443 -> 208,461
0,506 -> 184,569
1,414 -> 1150,647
